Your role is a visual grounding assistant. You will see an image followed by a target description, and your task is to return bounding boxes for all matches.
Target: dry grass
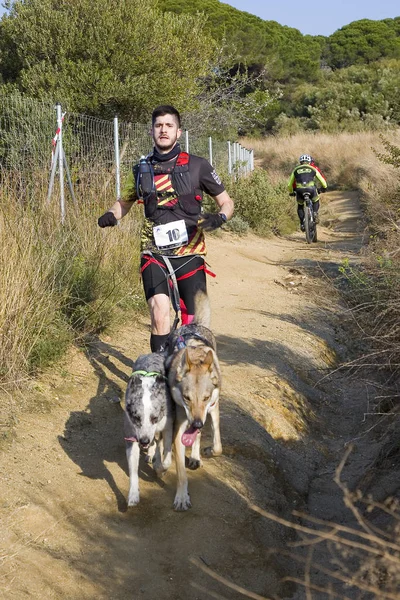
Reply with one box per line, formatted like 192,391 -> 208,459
241,130 -> 400,194
192,446 -> 400,599
0,169 -> 144,389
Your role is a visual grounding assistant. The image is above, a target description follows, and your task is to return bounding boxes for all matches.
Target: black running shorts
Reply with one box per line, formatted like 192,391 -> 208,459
140,254 -> 207,314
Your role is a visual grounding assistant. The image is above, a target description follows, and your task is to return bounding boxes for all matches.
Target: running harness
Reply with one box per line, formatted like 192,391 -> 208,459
141,253 -> 216,330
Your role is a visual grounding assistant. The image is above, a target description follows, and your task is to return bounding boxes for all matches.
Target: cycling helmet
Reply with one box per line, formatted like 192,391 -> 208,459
299,154 -> 312,163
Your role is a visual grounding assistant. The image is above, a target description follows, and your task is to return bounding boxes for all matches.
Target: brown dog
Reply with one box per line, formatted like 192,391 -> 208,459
166,291 -> 222,510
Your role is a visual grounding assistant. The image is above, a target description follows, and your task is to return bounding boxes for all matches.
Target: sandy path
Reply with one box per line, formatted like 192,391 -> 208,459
0,191 -> 367,600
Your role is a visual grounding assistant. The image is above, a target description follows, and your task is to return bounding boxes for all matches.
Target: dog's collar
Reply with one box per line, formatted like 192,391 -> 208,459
174,332 -> 213,351
130,370 -> 166,379
175,335 -> 186,350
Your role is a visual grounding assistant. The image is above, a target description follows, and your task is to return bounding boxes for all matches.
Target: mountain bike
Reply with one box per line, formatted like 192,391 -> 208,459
302,192 -> 317,244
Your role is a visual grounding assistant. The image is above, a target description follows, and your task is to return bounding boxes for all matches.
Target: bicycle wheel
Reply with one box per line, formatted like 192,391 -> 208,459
304,204 -> 314,244
312,222 -> 318,243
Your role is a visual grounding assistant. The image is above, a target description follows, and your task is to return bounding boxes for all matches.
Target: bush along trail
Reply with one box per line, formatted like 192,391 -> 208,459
0,190 -> 396,600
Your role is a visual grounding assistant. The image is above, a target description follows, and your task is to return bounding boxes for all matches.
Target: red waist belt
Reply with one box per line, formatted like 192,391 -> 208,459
140,256 -> 216,280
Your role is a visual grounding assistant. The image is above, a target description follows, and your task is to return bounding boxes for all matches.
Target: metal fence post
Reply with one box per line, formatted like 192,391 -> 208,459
56,103 -> 65,223
208,136 -> 213,166
228,141 -> 232,175
114,116 -> 121,199
47,136 -> 59,205
185,130 -> 189,153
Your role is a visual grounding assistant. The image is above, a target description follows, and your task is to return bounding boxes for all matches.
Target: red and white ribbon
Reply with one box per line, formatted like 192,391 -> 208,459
51,112 -> 66,164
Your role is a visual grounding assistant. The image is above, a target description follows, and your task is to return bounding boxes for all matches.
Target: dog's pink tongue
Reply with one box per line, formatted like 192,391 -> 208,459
181,426 -> 199,447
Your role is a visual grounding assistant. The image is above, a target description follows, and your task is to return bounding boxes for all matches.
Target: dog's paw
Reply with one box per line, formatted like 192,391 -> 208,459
187,457 -> 202,470
153,455 -> 171,477
173,493 -> 192,511
202,446 -> 223,458
127,491 -> 140,507
162,455 -> 172,470
154,465 -> 167,478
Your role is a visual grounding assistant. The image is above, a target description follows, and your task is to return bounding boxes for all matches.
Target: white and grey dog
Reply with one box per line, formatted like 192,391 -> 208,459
124,352 -> 174,507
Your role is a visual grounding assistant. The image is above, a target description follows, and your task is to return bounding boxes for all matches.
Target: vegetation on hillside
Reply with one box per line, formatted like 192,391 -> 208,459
1,0 -> 399,133
159,0 -> 323,82
158,1 -> 400,134
277,59 -> 400,133
344,137 -> 400,377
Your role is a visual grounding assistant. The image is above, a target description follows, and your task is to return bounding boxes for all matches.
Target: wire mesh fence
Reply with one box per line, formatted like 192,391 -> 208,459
0,94 -> 254,214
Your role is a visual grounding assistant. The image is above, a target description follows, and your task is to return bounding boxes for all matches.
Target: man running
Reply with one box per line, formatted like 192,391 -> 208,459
98,105 -> 234,352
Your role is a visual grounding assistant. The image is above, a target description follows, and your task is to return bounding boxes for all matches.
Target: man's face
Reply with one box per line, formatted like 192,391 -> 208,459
152,114 -> 182,153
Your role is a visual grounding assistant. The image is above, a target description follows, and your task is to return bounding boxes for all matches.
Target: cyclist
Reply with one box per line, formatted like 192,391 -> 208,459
97,105 -> 234,352
288,154 -> 327,231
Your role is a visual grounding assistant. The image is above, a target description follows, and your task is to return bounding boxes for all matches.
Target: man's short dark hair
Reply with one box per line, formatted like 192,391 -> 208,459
152,105 -> 181,128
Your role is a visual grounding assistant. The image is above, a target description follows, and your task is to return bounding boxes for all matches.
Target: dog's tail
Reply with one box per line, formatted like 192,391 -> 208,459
193,289 -> 211,328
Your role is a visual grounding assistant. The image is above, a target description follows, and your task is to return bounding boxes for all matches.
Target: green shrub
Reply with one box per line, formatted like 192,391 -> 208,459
0,190 -> 144,384
29,318 -> 72,371
226,215 -> 249,235
225,169 -> 297,236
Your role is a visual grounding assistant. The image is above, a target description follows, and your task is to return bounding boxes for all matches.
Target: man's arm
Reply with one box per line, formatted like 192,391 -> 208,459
212,190 -> 234,220
98,170 -> 137,227
315,170 -> 327,189
106,199 -> 134,220
199,190 -> 234,232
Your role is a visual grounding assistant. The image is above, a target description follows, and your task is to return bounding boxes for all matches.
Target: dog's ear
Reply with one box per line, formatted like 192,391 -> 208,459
174,350 -> 188,382
204,349 -> 214,371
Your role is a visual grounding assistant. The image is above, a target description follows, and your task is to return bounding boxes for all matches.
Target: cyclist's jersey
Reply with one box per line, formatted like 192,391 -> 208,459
292,161 -> 326,189
121,150 -> 225,257
287,164 -> 327,193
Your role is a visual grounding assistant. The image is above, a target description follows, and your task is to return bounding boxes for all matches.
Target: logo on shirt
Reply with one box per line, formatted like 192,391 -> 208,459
211,170 -> 221,185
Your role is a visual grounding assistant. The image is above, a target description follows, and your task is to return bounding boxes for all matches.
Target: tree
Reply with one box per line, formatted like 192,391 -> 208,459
184,63 -> 279,136
325,19 -> 400,69
0,0 -> 217,120
159,0 -> 322,81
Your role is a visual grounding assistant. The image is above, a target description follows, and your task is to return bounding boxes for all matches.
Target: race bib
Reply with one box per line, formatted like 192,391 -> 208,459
153,220 -> 188,250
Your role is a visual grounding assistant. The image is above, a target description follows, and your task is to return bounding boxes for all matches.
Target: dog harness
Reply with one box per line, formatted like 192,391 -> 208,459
140,254 -> 216,281
141,252 -> 216,331
172,331 -> 214,352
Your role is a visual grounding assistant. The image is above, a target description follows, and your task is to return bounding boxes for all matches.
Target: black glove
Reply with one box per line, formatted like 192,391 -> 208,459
199,213 -> 226,231
98,212 -> 118,228
320,187 -> 327,193
289,192 -> 296,197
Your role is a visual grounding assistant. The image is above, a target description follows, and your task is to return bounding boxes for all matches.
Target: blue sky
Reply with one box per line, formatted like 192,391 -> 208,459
0,1 -> 399,36
223,0 -> 399,36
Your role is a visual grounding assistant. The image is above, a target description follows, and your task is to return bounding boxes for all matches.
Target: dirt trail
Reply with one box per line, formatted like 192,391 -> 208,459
0,191 -> 369,600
